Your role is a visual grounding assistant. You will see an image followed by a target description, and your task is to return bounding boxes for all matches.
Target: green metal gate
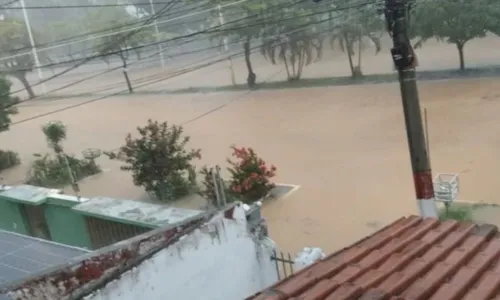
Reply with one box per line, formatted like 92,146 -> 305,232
85,216 -> 150,249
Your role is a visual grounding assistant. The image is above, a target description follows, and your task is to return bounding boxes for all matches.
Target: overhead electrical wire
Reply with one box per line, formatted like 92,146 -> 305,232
2,1 -> 189,9
5,3 -> 370,128
10,0 -> 337,74
0,0 -> 19,8
2,1 -> 213,52
3,0 -> 365,90
74,4 -> 355,95
0,0 -> 248,62
1,0 -> 312,98
1,0 -> 181,98
1,0 -> 341,61
4,0 -> 374,108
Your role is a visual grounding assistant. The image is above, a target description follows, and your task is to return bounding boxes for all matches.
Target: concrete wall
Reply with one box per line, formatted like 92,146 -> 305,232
0,200 -> 28,235
84,206 -> 279,300
44,195 -> 92,249
0,186 -> 187,250
0,190 -> 92,249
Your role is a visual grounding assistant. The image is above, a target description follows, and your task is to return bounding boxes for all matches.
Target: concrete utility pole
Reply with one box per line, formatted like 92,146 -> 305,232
218,4 -> 236,86
384,0 -> 437,217
149,0 -> 165,68
62,154 -> 80,200
20,0 -> 46,93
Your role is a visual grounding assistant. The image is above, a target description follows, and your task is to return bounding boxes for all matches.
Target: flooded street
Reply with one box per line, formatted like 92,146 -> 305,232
2,37 -> 500,254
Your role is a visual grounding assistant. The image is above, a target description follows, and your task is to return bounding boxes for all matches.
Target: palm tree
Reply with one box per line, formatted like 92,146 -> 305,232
261,30 -> 323,81
260,6 -> 323,81
329,3 -> 383,78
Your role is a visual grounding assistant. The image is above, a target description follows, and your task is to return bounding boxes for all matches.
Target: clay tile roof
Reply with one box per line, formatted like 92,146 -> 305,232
247,215 -> 500,300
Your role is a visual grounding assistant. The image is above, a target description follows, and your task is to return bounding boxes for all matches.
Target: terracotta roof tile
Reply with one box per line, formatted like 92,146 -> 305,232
249,216 -> 500,300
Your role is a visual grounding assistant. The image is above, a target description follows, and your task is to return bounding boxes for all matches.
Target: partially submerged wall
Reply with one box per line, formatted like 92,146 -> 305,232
6,205 -> 279,300
83,205 -> 278,300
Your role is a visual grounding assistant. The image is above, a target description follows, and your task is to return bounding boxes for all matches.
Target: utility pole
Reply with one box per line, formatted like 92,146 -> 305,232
19,0 -> 46,93
62,154 -> 80,200
218,4 -> 236,86
149,0 -> 165,68
384,0 -> 437,217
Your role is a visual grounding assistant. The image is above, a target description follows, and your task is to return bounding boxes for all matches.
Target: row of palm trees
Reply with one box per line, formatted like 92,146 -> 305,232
211,0 -> 500,85
210,0 -> 384,84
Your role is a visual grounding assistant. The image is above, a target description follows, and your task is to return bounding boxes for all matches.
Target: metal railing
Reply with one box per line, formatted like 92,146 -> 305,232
85,216 -> 150,249
271,250 -> 294,281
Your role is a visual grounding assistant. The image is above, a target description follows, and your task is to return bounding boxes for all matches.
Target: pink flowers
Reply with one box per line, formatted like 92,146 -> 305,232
227,146 -> 277,203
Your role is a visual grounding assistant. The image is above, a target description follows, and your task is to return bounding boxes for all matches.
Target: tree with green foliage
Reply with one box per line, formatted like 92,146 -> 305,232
0,77 -> 20,172
26,121 -> 101,188
0,19 -> 38,98
42,121 -> 67,155
105,120 -> 201,201
0,78 -> 18,132
260,5 -> 323,81
45,20 -> 88,61
411,0 -> 496,70
205,0 -> 278,87
87,7 -> 153,93
328,1 -> 383,77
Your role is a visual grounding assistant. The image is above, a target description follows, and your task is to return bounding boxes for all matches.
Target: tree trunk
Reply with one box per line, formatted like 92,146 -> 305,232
344,35 -> 355,77
456,42 -> 465,71
243,37 -> 256,87
120,54 -> 133,93
13,72 -> 35,99
354,36 -> 363,78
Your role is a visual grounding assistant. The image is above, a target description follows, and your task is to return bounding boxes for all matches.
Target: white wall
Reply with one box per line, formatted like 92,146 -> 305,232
84,206 -> 278,300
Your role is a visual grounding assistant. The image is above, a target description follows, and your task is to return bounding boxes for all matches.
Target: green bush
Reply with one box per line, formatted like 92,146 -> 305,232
198,166 -> 218,206
0,150 -> 20,171
105,120 -> 201,201
26,154 -> 101,188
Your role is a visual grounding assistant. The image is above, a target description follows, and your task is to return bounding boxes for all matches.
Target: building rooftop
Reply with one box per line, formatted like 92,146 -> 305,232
0,185 -> 61,205
72,196 -> 204,228
1,206 -> 221,300
248,215 -> 500,300
0,230 -> 89,299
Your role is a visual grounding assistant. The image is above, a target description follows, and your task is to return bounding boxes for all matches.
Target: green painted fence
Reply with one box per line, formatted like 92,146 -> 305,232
0,184 -> 199,250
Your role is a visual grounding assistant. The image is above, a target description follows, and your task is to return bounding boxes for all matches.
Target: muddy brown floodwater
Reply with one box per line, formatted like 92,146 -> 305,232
2,37 -> 500,254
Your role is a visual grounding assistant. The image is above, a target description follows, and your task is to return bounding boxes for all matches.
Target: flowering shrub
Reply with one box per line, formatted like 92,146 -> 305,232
227,146 -> 276,204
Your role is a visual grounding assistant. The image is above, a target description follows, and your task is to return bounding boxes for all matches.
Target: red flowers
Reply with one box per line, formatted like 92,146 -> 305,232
227,146 -> 277,204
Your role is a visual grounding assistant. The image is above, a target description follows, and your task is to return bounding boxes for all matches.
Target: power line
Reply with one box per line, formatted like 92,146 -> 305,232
6,0 -> 309,101
2,0 -> 345,63
1,0 -> 181,97
6,7 -> 361,128
3,1 -> 184,9
4,1 -> 212,53
1,0 -> 345,86
3,0 -> 376,110
1,0 -> 312,98
3,0 -> 374,116
0,0 -> 18,8
0,0 -> 248,63
11,0 -> 329,74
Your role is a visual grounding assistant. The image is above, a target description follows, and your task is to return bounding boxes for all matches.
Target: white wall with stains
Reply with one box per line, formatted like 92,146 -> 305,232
83,206 -> 278,300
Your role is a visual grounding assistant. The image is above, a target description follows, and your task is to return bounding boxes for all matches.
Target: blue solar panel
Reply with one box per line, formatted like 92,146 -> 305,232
0,230 -> 89,298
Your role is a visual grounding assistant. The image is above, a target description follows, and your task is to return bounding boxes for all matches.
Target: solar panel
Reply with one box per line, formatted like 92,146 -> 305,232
0,229 -> 90,298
